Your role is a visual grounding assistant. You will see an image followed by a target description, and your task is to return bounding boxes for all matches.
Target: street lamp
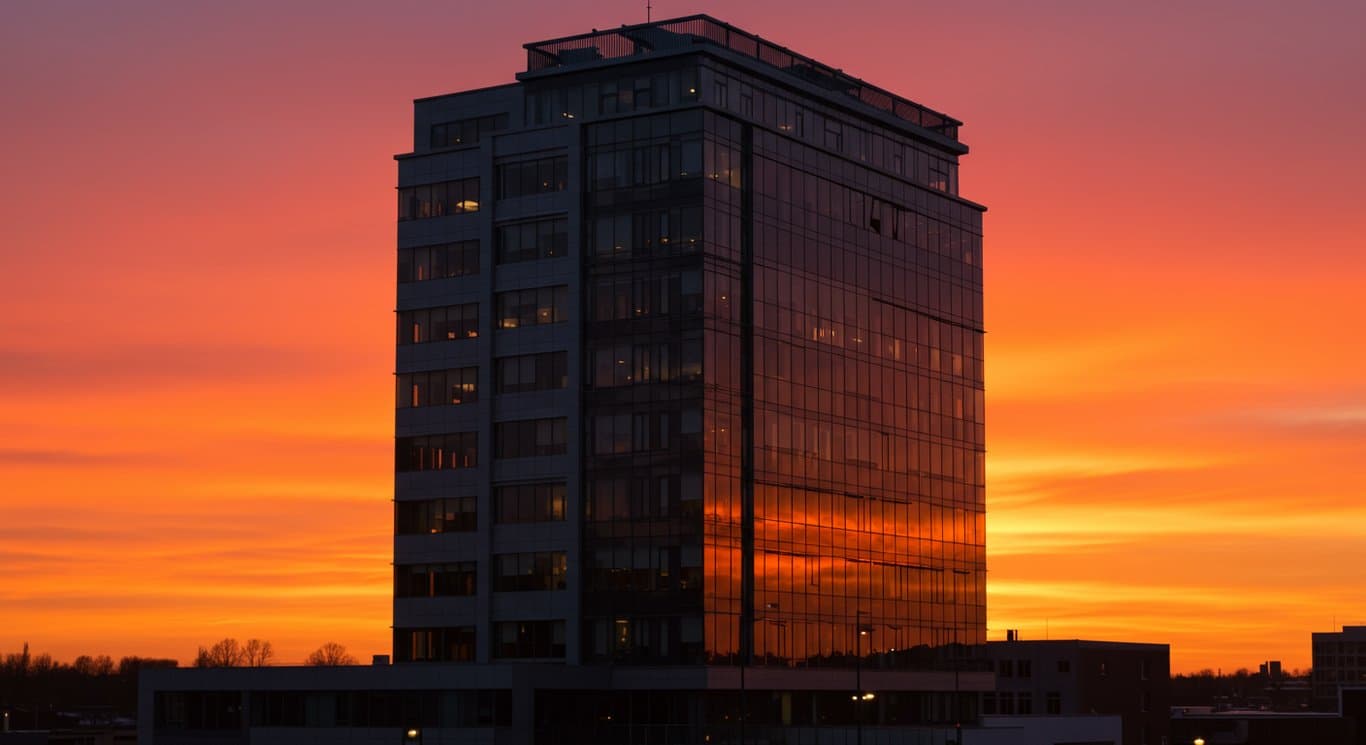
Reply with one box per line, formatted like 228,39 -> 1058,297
855,614 -> 874,745
1193,739 -> 1205,745
402,727 -> 422,744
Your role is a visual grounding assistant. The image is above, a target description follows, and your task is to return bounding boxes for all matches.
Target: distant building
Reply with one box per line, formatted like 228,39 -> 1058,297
980,638 -> 1169,745
1170,707 -> 1356,745
1314,626 -> 1366,710
969,715 -> 1122,745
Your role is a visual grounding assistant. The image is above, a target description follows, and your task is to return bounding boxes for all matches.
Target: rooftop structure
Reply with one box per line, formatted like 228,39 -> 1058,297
521,15 -> 963,140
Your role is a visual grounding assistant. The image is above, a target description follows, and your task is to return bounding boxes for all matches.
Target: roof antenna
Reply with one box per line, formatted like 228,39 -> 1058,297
647,0 -> 652,22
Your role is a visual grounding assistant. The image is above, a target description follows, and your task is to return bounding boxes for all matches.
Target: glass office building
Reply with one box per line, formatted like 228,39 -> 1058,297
145,15 -> 988,745
398,13 -> 987,739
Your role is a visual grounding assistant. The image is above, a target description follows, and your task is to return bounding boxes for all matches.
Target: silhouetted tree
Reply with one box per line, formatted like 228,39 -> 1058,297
242,639 -> 274,667
2,642 -> 31,675
305,642 -> 357,666
194,638 -> 244,667
72,655 -> 116,676
29,653 -> 54,674
1,644 -> 173,724
116,656 -> 178,677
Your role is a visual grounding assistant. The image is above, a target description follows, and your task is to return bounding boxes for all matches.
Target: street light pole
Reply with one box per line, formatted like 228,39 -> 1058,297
854,613 -> 872,745
856,625 -> 862,745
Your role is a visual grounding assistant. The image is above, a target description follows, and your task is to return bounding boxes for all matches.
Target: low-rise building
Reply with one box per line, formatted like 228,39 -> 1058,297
980,638 -> 1169,745
1313,626 -> 1366,710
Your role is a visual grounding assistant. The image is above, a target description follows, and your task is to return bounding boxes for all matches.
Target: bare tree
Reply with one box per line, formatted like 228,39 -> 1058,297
117,656 -> 178,676
3,642 -> 31,675
305,642 -> 358,666
194,638 -> 244,668
71,655 -> 115,676
242,639 -> 274,667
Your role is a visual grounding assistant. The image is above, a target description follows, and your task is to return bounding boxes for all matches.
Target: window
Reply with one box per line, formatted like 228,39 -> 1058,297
494,482 -> 567,523
1046,692 -> 1061,715
430,113 -> 507,149
395,433 -> 478,472
585,474 -> 681,522
587,136 -> 703,190
395,627 -> 475,662
824,120 -> 843,151
397,367 -> 477,408
589,411 -> 675,455
398,240 -> 479,282
1017,659 -> 1032,678
493,620 -> 565,659
398,178 -> 479,221
496,352 -> 568,394
396,497 -> 476,534
496,286 -> 568,328
929,165 -> 949,192
588,341 -> 682,388
496,156 -> 568,199
249,690 -> 510,728
397,304 -> 479,345
998,659 -> 1013,677
496,217 -> 568,264
492,551 -> 567,592
590,206 -> 702,257
982,693 -> 996,716
396,561 -> 477,598
1017,692 -> 1032,715
494,417 -> 567,458
1057,659 -> 1071,673
588,271 -> 701,321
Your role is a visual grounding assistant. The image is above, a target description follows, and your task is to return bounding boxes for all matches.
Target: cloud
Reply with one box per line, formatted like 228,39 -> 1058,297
0,342 -> 372,393
0,448 -> 166,466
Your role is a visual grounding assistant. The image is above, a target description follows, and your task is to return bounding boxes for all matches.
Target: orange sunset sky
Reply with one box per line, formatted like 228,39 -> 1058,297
2,0 -> 1364,673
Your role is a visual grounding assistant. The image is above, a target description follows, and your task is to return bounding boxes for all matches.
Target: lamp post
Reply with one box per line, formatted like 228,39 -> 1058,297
401,727 -> 422,744
854,613 -> 873,745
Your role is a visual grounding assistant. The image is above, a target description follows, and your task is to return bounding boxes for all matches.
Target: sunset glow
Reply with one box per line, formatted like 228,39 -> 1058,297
2,0 -> 1364,673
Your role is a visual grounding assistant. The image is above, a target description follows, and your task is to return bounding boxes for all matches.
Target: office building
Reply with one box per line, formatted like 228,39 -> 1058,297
981,638 -> 1169,745
1314,626 -> 1366,711
144,15 -> 988,744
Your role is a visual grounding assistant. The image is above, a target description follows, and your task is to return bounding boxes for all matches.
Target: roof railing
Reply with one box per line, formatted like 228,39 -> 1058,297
524,14 -> 960,140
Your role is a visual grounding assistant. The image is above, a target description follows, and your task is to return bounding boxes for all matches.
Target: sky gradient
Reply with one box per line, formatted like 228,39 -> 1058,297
2,0 -> 1364,672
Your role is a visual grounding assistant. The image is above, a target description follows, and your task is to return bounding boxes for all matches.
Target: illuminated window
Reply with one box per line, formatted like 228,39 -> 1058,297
398,178 -> 479,221
430,113 -> 507,149
396,367 -> 477,408
496,156 -> 568,199
496,286 -> 568,329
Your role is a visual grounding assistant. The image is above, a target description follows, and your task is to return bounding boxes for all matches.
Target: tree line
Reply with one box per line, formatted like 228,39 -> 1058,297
1,639 -> 362,727
192,638 -> 359,667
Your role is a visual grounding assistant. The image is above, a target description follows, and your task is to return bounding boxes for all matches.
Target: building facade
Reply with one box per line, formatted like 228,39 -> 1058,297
981,639 -> 1170,745
144,15 -> 988,745
1314,626 -> 1366,710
